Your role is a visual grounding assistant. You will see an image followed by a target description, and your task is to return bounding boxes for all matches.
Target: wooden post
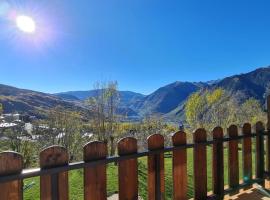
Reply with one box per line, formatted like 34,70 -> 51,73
118,137 -> 138,200
266,95 -> 270,188
212,127 -> 224,199
147,134 -> 165,200
228,125 -> 239,189
40,146 -> 69,200
172,131 -> 187,200
242,123 -> 252,183
83,141 -> 107,200
0,151 -> 23,200
255,121 -> 265,180
193,128 -> 207,200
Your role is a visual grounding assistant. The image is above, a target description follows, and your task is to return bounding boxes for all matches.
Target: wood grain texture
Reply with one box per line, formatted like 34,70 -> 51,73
193,128 -> 207,200
147,134 -> 165,200
242,123 -> 252,183
228,125 -> 239,189
212,127 -> 224,198
83,141 -> 107,200
255,121 -> 265,179
40,146 -> 69,200
172,131 -> 187,200
267,96 -> 270,188
118,137 -> 138,200
0,151 -> 23,200
267,95 -> 270,131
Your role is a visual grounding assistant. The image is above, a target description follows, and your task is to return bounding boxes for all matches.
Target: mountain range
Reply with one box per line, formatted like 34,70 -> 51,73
1,66 -> 270,121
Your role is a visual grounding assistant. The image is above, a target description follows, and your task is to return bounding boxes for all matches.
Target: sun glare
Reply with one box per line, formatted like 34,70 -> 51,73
16,15 -> 36,33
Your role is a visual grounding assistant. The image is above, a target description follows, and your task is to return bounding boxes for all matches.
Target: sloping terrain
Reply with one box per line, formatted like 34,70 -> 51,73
132,81 -> 205,115
1,66 -> 270,120
0,84 -> 85,118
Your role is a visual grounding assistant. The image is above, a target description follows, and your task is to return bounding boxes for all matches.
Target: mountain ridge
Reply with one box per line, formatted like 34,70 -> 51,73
1,65 -> 270,120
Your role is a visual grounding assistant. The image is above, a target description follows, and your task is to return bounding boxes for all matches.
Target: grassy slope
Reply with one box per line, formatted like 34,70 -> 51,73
24,144 -> 256,200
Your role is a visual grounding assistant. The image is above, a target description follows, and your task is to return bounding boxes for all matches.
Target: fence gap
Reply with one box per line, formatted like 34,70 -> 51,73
172,131 -> 187,200
193,128 -> 207,200
118,137 -> 138,200
147,134 -> 165,200
40,146 -> 69,200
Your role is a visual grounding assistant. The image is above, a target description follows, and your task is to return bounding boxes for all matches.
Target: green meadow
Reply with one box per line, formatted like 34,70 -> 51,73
23,143 -> 257,200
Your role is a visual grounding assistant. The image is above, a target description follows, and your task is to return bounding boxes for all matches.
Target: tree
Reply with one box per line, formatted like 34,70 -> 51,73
35,106 -> 85,161
184,88 -> 261,132
204,89 -> 240,130
185,88 -> 245,131
2,125 -> 35,167
86,81 -> 120,156
240,98 -> 266,124
106,81 -> 120,155
185,91 -> 207,129
133,115 -> 177,149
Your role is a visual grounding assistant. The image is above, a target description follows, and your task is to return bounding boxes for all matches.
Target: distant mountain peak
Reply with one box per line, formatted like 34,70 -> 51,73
1,65 -> 270,121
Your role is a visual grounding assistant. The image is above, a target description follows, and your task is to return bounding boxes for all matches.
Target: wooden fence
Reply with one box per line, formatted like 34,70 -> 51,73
1,96 -> 270,200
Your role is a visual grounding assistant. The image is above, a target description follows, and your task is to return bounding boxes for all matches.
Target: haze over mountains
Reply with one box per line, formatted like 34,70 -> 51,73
1,66 -> 270,121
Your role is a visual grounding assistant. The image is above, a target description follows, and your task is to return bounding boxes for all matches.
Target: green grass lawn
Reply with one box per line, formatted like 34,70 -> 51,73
23,143 -> 257,200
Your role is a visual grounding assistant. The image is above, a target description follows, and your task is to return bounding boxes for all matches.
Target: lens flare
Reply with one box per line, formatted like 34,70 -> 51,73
16,15 -> 36,33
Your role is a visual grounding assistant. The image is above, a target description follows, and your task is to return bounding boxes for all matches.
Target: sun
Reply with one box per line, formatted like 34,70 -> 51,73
16,15 -> 36,33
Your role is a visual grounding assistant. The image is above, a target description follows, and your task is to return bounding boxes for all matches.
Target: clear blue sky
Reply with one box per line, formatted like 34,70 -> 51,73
0,0 -> 270,94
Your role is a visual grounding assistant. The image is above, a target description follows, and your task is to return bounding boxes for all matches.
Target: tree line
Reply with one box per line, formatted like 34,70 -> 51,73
185,88 -> 266,135
0,84 -> 267,167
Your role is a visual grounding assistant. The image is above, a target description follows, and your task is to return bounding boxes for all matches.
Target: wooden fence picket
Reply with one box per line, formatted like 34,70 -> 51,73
212,127 -> 224,199
267,96 -> 270,188
0,152 -> 23,200
172,131 -> 187,200
193,128 -> 207,200
228,125 -> 239,189
242,123 -> 252,183
255,121 -> 265,179
83,141 -> 107,200
147,134 -> 165,200
118,137 -> 138,200
40,146 -> 69,200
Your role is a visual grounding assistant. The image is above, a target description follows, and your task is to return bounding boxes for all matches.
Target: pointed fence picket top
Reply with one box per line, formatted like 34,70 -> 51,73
255,121 -> 265,179
40,145 -> 69,200
83,141 -> 107,200
212,127 -> 224,199
193,128 -> 207,200
228,125 -> 239,189
0,151 -> 23,200
118,137 -> 138,200
147,134 -> 165,200
242,123 -> 252,183
172,131 -> 187,200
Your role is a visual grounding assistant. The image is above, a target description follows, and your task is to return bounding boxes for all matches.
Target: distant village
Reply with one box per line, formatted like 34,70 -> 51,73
0,113 -> 37,130
0,113 -> 36,141
0,113 -> 93,142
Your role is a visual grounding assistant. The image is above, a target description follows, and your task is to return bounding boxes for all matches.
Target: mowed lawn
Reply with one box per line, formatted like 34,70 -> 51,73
24,144 -> 256,200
